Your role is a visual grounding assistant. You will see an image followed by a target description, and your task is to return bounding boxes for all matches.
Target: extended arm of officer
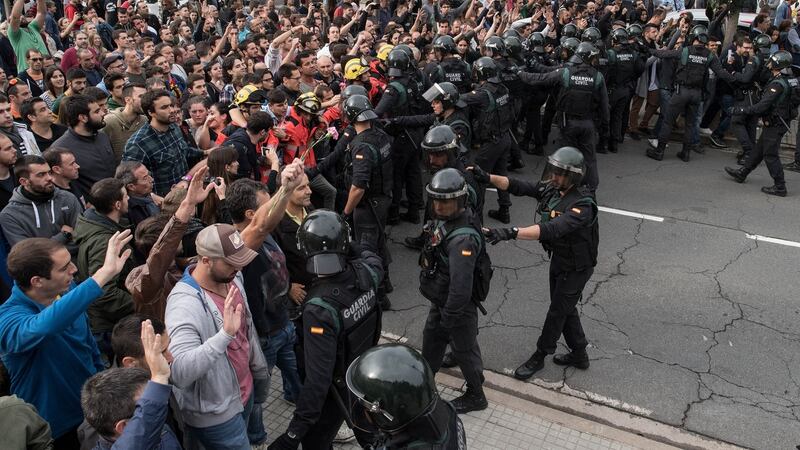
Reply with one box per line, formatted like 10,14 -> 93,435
342,142 -> 372,215
468,165 -> 549,200
516,68 -> 564,86
708,55 -> 736,84
647,47 -> 682,59
735,80 -> 784,116
483,200 -> 595,244
442,235 -> 480,326
390,113 -> 436,128
733,57 -> 761,84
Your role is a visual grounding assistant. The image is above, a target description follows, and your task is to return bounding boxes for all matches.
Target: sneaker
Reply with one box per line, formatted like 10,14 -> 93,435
708,134 -> 728,148
784,161 -> 800,172
333,424 -> 356,443
699,127 -> 713,136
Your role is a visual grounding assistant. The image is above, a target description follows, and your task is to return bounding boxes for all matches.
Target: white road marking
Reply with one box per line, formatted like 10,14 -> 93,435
746,234 -> 800,248
598,206 -> 665,222
380,331 -> 408,343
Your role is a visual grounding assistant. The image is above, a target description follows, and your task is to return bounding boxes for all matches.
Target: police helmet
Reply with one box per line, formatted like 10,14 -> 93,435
503,28 -> 521,40
433,35 -> 457,55
483,36 -> 506,57
689,25 -> 709,44
296,209 -> 352,275
422,82 -> 465,109
767,50 -> 793,71
343,94 -> 378,123
504,36 -> 523,57
541,146 -> 585,191
626,23 -> 643,39
426,168 -> 469,220
581,27 -> 601,44
574,42 -> 600,64
529,32 -> 546,53
341,84 -> 369,103
421,125 -> 460,170
344,58 -> 370,81
472,56 -> 498,82
346,344 -> 438,433
561,37 -> 581,58
394,44 -> 416,61
754,34 -> 772,56
611,28 -> 629,45
387,48 -> 412,77
562,23 -> 578,38
294,92 -> 322,115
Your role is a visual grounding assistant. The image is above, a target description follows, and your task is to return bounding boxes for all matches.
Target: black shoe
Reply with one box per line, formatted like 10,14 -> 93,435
677,148 -> 690,162
487,207 -> 510,224
383,276 -> 393,294
379,296 -> 392,311
761,185 -> 787,197
404,234 -> 426,250
708,134 -> 727,148
628,130 -> 641,140
608,141 -> 618,153
646,147 -> 663,161
508,157 -> 525,171
596,140 -> 608,154
552,349 -> 590,369
784,161 -> 800,173
725,166 -> 747,183
400,211 -> 420,224
387,206 -> 400,225
441,351 -> 457,368
531,144 -> 544,155
451,389 -> 488,414
692,144 -> 705,154
513,351 -> 545,380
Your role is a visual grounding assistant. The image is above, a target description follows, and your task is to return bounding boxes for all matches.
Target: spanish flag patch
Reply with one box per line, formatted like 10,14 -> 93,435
310,327 -> 324,335
461,249 -> 472,256
355,154 -> 364,159
571,207 -> 582,214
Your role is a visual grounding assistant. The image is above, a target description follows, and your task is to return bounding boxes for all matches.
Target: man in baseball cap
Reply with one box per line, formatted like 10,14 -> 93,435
196,223 -> 259,280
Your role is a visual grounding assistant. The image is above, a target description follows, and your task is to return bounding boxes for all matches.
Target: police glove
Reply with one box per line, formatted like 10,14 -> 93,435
469,164 -> 491,184
484,227 -> 519,245
268,432 -> 301,450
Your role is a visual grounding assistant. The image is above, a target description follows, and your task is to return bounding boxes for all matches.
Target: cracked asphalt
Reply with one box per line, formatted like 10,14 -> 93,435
379,139 -> 800,450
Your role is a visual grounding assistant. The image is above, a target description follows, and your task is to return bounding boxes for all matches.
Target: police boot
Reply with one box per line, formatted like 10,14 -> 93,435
676,145 -> 690,162
451,388 -> 488,414
724,166 -> 749,183
552,348 -> 590,369
607,140 -> 618,154
513,350 -> 546,380
761,185 -> 788,197
441,351 -> 457,368
508,156 -> 526,171
488,206 -> 511,224
596,138 -> 608,154
403,232 -> 426,250
646,143 -> 665,161
387,205 -> 400,225
737,150 -> 748,166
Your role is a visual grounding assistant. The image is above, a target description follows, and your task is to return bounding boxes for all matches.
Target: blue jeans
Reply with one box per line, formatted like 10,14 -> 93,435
712,94 -> 734,138
185,394 -> 254,450
653,88 -> 674,138
690,101 -> 704,146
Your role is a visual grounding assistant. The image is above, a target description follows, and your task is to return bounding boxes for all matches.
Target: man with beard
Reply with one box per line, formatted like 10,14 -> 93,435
123,90 -> 205,196
22,97 -> 67,152
0,155 -> 83,250
51,95 -> 116,200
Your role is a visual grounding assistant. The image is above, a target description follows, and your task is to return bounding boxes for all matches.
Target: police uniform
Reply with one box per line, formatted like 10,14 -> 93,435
391,109 -> 473,153
521,51 -> 558,154
603,43 -> 645,153
731,52 -> 770,163
427,56 -> 473,94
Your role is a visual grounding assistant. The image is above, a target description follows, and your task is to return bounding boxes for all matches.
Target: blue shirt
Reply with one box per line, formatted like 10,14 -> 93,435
0,279 -> 105,438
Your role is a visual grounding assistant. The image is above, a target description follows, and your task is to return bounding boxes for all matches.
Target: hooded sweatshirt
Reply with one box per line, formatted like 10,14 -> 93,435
0,186 -> 82,250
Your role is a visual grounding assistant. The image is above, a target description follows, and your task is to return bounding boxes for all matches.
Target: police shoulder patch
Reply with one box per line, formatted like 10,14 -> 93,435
310,326 -> 324,335
770,88 -> 777,92
571,207 -> 582,214
355,153 -> 364,159
461,249 -> 472,256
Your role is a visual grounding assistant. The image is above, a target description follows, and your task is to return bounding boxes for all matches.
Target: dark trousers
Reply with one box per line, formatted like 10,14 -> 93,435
609,86 -> 632,143
391,136 -> 424,211
536,265 -> 593,355
732,111 -> 758,157
557,120 -> 599,192
299,389 -> 375,450
523,98 -> 547,146
657,87 -> 702,147
743,123 -> 787,187
794,116 -> 800,164
473,133 -> 512,209
422,303 -> 484,392
354,195 -> 392,290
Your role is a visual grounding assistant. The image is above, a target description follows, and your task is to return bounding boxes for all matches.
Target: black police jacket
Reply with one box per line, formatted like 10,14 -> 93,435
518,65 -> 610,126
347,126 -> 394,198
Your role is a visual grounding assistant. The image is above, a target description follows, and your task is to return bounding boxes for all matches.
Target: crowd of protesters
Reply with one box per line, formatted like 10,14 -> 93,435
0,0 -> 798,447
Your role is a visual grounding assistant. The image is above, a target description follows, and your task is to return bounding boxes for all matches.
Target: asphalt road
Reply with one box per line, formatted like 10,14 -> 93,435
378,137 -> 800,450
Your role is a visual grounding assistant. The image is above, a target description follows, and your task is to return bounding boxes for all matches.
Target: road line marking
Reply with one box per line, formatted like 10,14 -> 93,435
746,234 -> 800,248
598,206 -> 665,222
380,331 -> 408,343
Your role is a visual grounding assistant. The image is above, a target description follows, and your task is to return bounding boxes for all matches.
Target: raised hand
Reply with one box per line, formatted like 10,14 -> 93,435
141,319 -> 171,384
222,284 -> 243,337
92,230 -> 133,286
185,166 -> 216,205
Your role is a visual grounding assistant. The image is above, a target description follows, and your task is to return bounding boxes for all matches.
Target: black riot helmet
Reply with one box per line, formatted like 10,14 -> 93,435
296,209 -> 352,275
341,84 -> 369,103
503,28 -> 521,40
504,35 -> 523,58
541,146 -> 585,191
483,36 -> 506,57
561,37 -> 581,59
767,50 -> 793,71
529,32 -> 546,53
472,56 -> 498,82
611,28 -> 629,45
562,23 -> 578,38
626,23 -> 643,39
422,82 -> 466,110
689,25 -> 709,44
754,34 -> 772,56
387,48 -> 412,76
425,168 -> 469,220
346,344 -> 438,433
421,125 -> 460,171
581,27 -> 601,44
394,43 -> 415,60
433,35 -> 457,55
343,94 -> 378,122
574,42 -> 599,65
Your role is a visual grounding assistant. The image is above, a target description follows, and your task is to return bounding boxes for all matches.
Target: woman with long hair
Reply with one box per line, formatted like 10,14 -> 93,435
204,60 -> 225,104
200,146 -> 238,224
219,55 -> 246,104
195,102 -> 232,149
41,67 -> 66,110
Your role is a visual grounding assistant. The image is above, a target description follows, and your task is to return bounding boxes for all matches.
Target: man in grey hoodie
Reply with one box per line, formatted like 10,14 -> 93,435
0,155 -> 82,254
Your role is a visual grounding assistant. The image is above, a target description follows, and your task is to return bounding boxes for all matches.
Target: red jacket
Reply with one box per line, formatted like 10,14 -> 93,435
279,108 -> 325,168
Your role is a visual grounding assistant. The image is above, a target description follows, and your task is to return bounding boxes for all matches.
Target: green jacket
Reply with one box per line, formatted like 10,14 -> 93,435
0,395 -> 53,450
74,208 -> 134,333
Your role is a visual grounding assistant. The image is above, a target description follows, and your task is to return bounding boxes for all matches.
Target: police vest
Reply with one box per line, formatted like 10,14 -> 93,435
440,110 -> 472,151
389,74 -> 430,116
304,261 -> 382,378
770,75 -> 800,123
556,65 -> 603,119
496,57 -> 526,96
675,46 -> 712,89
345,128 -> 394,197
472,82 -> 513,142
440,57 -> 473,93
606,45 -> 639,88
537,186 -> 599,271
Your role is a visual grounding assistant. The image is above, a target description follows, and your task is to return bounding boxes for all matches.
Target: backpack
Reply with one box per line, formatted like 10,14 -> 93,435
774,76 -> 800,121
438,226 -> 494,302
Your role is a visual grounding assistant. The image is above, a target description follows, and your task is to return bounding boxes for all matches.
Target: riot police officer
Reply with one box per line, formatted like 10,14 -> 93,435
521,32 -> 558,155
473,147 -> 598,380
419,168 -> 488,413
404,125 -> 484,250
269,210 -> 383,450
346,343 -> 467,449
518,42 -> 609,193
541,37 -> 582,148
483,36 -> 525,172
646,25 -> 735,161
602,28 -> 645,154
731,34 -> 772,165
389,81 -> 472,151
376,48 -> 428,224
462,56 -> 514,223
503,34 -> 529,170
427,35 -> 473,93
724,51 -> 797,197
341,94 -> 394,309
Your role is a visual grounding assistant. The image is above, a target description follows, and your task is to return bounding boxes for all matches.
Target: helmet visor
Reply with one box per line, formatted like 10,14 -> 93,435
423,83 -> 446,103
541,160 -> 583,191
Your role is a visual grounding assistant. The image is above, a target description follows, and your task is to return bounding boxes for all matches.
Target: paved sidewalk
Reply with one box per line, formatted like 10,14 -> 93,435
261,369 -> 676,449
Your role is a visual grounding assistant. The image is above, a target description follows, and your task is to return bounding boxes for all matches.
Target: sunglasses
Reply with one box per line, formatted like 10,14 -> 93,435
29,57 -> 43,62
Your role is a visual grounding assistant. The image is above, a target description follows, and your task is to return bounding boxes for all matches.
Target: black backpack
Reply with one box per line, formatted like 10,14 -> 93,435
439,226 -> 493,302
